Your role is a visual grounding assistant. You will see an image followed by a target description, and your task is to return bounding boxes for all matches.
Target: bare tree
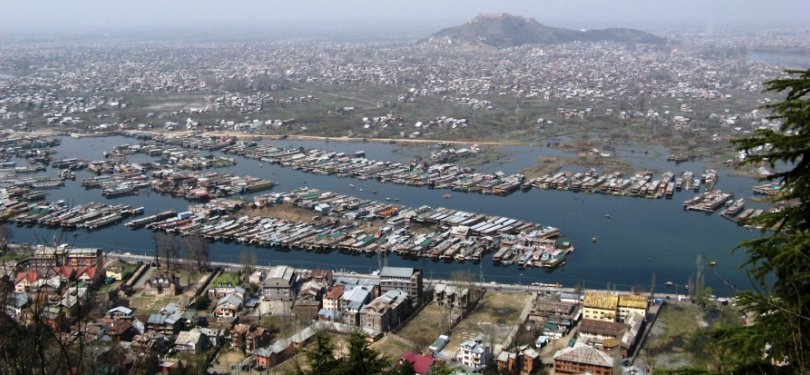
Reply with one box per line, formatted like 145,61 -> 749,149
183,232 -> 210,272
0,224 -> 12,251
152,232 -> 179,271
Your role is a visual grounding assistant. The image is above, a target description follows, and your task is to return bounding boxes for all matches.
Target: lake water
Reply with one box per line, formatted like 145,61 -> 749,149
10,136 -> 762,295
748,50 -> 810,70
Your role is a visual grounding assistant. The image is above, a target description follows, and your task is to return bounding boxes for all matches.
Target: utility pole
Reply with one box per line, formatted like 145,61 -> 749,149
649,273 -> 656,300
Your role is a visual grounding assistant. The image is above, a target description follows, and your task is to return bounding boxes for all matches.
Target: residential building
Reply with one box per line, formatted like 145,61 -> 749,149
231,324 -> 271,353
456,336 -> 491,370
378,266 -> 423,306
322,284 -> 344,311
262,265 -> 297,301
215,293 -> 243,319
617,294 -> 649,322
143,272 -> 181,297
294,280 -> 324,321
174,328 -> 208,353
340,285 -> 373,326
495,345 -> 539,375
578,319 -> 628,341
106,306 -> 134,321
360,289 -> 411,334
146,304 -> 185,335
553,345 -> 614,375
582,292 -> 619,322
399,352 -> 434,375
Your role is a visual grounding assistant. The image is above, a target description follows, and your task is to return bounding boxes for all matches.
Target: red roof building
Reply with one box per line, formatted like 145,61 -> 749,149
400,352 -> 434,375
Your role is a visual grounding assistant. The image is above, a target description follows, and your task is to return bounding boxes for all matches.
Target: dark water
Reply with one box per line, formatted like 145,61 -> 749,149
748,50 -> 810,70
11,136 -> 761,295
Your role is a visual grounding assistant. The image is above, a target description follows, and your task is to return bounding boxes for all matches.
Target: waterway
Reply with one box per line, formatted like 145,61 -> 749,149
10,136 -> 762,295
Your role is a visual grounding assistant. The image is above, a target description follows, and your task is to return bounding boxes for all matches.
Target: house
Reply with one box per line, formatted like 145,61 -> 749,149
146,304 -> 185,335
582,292 -> 619,322
322,284 -> 344,311
143,272 -> 181,297
199,327 -> 224,347
294,281 -> 324,321
174,328 -> 209,353
360,289 -> 411,334
617,294 -> 649,322
107,320 -> 138,344
495,345 -> 540,375
340,285 -> 373,326
308,269 -> 333,285
399,352 -> 434,375
106,306 -> 135,321
261,265 -> 297,301
456,336 -> 491,370
578,319 -> 628,341
495,351 -> 519,374
231,324 -> 271,353
14,271 -> 39,293
208,285 -> 246,300
553,345 -> 614,375
214,293 -> 243,319
378,267 -> 423,306
254,325 -> 317,369
105,259 -> 126,281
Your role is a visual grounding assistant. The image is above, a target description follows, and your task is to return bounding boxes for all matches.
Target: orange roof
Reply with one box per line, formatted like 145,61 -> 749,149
326,285 -> 344,299
15,271 -> 39,284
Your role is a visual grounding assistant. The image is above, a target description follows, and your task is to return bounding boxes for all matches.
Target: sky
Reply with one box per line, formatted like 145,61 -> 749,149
1,0 -> 808,38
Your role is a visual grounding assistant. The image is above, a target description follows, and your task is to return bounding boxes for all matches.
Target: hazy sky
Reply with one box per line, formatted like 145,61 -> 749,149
1,0 -> 808,37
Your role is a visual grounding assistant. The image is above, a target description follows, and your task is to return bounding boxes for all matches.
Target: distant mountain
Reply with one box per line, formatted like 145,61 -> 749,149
425,13 -> 665,48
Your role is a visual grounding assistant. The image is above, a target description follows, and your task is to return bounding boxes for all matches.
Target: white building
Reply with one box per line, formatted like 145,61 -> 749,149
456,336 -> 491,370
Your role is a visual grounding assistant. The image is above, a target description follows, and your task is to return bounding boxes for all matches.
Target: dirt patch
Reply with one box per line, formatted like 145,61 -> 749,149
441,291 -> 529,356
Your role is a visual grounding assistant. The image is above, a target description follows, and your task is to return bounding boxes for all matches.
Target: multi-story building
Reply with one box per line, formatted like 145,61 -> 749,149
553,345 -> 614,375
617,294 -> 649,322
456,337 -> 491,370
582,292 -> 618,322
262,265 -> 297,301
378,267 -> 423,306
359,289 -> 411,334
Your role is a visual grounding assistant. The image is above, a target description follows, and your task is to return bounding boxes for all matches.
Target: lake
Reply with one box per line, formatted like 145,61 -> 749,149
9,136 -> 762,296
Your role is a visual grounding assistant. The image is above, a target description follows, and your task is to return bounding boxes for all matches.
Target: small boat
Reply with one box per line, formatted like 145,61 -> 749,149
442,194 -> 452,199
591,237 -> 597,243
604,214 -> 611,219
708,260 -> 717,267
665,281 -> 674,287
358,188 -> 364,192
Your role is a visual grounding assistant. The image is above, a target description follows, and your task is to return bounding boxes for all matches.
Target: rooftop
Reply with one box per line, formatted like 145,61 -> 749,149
379,266 -> 417,279
583,292 -> 619,310
553,345 -> 614,367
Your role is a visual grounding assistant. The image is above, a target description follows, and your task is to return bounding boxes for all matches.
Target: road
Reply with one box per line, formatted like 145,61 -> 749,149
105,251 -> 688,300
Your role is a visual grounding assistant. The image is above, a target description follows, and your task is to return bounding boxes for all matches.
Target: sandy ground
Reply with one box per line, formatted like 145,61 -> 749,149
440,291 -> 529,357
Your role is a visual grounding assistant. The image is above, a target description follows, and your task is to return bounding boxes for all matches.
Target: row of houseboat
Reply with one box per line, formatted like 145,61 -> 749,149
531,169 -> 718,198
132,188 -> 573,270
218,142 -> 525,196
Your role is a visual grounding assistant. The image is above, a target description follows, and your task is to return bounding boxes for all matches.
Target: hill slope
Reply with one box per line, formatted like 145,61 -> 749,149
427,13 -> 664,47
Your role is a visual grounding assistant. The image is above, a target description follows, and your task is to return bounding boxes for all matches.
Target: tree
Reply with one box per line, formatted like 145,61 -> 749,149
391,358 -> 415,375
152,232 -> 179,270
332,331 -> 389,375
430,362 -> 455,375
715,68 -> 810,373
304,330 -> 338,375
183,232 -> 210,272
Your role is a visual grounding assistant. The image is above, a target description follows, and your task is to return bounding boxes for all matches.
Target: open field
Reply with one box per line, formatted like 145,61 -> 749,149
396,303 -> 450,350
371,334 -> 416,361
441,290 -> 530,356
